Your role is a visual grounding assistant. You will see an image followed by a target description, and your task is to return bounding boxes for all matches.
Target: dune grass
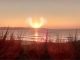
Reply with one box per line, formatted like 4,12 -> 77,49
0,28 -> 80,60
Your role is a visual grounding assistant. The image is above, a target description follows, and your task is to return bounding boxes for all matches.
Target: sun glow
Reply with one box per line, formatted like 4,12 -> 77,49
26,17 -> 46,42
27,17 -> 46,28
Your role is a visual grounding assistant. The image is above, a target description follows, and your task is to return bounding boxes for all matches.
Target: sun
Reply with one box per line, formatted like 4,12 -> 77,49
27,17 -> 46,28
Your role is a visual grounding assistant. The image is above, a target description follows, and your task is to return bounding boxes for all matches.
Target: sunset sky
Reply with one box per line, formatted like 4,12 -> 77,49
0,0 -> 80,29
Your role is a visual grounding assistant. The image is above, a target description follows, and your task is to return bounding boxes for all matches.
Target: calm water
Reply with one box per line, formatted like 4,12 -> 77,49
0,29 -> 80,43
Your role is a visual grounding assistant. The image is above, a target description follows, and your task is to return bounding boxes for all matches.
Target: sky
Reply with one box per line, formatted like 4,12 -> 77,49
0,0 -> 80,29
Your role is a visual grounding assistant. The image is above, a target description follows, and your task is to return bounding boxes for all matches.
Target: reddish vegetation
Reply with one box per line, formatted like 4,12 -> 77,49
22,42 -> 76,60
0,40 -> 80,60
0,40 -> 22,60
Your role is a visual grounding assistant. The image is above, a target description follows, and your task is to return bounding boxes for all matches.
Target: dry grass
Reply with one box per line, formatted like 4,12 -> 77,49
0,28 -> 80,60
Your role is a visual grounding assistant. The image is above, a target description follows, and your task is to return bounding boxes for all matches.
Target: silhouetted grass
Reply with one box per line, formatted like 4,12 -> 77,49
0,28 -> 80,60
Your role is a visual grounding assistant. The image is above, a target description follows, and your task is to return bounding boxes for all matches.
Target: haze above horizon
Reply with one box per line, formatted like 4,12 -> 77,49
0,0 -> 80,29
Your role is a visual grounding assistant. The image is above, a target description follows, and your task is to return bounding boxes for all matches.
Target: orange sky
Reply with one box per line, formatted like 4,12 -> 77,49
1,16 -> 80,29
0,0 -> 80,29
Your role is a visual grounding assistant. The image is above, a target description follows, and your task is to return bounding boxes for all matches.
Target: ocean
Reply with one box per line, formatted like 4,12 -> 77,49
0,28 -> 80,43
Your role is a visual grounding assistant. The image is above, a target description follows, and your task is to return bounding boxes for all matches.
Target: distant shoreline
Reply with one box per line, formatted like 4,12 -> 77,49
0,27 -> 80,30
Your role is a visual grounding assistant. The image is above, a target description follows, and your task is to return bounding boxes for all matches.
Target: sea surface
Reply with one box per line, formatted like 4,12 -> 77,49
0,28 -> 80,43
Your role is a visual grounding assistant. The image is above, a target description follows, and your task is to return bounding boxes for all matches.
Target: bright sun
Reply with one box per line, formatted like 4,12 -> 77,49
27,17 -> 46,28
